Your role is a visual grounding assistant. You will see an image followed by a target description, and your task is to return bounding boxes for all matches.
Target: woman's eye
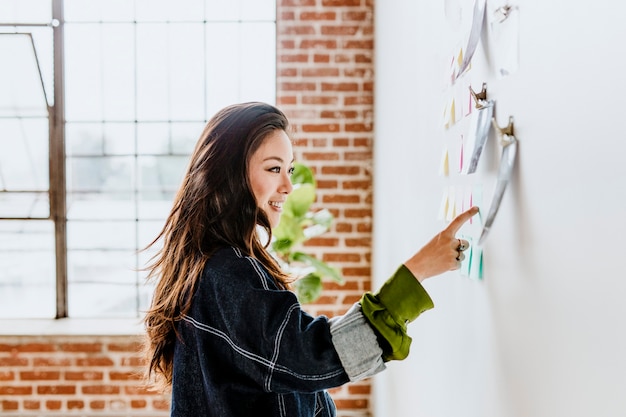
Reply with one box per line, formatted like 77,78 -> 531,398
269,167 -> 281,173
288,166 -> 295,175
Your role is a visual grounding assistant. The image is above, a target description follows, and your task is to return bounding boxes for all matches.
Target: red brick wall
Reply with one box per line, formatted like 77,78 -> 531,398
0,1 -> 375,415
276,0 -> 375,415
0,336 -> 169,415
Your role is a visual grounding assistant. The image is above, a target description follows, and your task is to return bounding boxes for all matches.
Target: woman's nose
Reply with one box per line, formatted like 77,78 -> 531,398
282,173 -> 294,194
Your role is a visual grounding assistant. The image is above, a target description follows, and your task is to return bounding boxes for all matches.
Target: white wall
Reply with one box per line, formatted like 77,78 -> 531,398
373,1 -> 626,417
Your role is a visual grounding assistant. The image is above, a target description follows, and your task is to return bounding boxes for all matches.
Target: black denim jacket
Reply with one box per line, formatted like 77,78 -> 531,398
171,246 -> 358,417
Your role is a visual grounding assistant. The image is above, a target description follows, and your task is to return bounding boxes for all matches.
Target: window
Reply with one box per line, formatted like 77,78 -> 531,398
0,0 -> 277,319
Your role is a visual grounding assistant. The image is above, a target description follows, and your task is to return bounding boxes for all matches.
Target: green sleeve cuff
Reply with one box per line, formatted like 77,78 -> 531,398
360,265 -> 434,361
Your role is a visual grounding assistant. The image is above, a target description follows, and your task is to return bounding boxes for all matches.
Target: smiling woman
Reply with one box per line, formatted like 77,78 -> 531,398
142,101 -> 479,417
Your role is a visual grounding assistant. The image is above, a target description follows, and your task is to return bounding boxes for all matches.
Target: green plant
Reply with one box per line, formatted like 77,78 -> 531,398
271,162 -> 344,303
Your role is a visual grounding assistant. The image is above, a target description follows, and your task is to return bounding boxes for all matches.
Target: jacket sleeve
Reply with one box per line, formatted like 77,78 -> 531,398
360,264 -> 435,361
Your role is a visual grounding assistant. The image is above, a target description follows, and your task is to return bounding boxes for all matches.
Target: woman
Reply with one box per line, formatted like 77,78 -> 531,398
143,102 -> 477,416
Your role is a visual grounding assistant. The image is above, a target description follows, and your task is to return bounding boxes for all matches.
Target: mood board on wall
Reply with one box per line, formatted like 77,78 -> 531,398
437,0 -> 520,280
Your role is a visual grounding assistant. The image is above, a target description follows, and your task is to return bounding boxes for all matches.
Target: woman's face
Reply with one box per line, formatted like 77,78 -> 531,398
248,129 -> 294,228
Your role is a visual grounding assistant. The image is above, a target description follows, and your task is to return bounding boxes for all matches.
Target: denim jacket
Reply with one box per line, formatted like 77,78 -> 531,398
171,246 -> 433,416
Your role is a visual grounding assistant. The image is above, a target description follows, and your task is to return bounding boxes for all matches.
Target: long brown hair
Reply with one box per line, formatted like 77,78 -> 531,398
143,102 -> 292,389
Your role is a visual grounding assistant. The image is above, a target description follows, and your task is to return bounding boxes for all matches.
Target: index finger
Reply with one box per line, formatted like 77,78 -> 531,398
444,206 -> 479,235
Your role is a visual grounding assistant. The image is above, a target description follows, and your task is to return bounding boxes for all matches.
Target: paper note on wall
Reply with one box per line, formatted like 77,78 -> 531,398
487,4 -> 520,78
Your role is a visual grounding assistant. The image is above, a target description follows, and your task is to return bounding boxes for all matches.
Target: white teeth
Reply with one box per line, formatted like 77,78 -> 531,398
269,201 -> 282,208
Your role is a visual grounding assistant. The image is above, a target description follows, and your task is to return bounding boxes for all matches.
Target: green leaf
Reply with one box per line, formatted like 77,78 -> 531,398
291,252 -> 344,284
290,162 -> 315,186
284,183 -> 315,218
294,273 -> 323,304
272,214 -> 305,254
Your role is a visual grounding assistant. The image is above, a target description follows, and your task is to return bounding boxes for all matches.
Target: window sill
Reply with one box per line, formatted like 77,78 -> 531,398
0,318 -> 145,336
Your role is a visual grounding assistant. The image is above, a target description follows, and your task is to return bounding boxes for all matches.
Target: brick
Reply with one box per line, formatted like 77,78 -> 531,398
89,400 -> 106,410
301,96 -> 338,105
345,150 -> 373,160
342,11 -> 370,21
344,207 -> 372,218
321,82 -> 359,92
321,25 -> 359,36
37,385 -> 76,395
124,385 -> 159,396
24,400 -> 40,410
0,371 -> 14,381
302,68 -> 340,77
107,342 -> 142,352
60,343 -> 102,353
343,180 -> 370,190
2,400 -> 19,410
121,356 -> 145,366
65,371 -> 104,380
323,253 -> 361,263
322,111 -> 358,119
279,54 -> 309,63
20,371 -> 61,380
68,400 -> 85,410
153,399 -> 170,410
280,0 -> 316,6
110,371 -> 142,381
333,398 -> 369,409
300,39 -> 337,49
344,95 -> 373,105
321,166 -> 360,175
279,25 -> 316,36
280,82 -> 316,91
82,385 -> 121,395
75,357 -> 114,366
45,400 -> 62,410
322,194 -> 360,204
322,0 -> 361,5
303,237 -> 339,247
0,386 -> 33,395
33,357 -> 71,367
302,124 -> 340,133
345,123 -> 373,132
313,54 -> 330,63
300,11 -> 336,21
16,343 -> 56,353
345,238 -> 371,247
316,180 -> 339,189
348,384 -> 371,395
0,357 -> 29,366
131,399 -> 147,409
342,267 -> 371,276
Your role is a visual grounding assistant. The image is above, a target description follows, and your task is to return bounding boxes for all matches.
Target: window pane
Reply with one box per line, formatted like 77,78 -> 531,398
68,220 -> 136,250
169,23 -> 205,121
135,0 -> 205,22
136,24 -> 169,121
65,24 -> 104,120
0,33 -> 49,117
101,24 -> 135,121
240,23 -> 276,104
0,220 -> 55,318
0,0 -> 51,24
0,192 -> 49,218
68,156 -> 134,192
65,0 -> 134,22
67,193 -> 135,221
241,0 -> 276,21
0,118 -> 49,191
68,250 -> 139,318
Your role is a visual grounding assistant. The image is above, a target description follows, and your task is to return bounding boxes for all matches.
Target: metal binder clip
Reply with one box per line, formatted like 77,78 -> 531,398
478,116 -> 518,245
